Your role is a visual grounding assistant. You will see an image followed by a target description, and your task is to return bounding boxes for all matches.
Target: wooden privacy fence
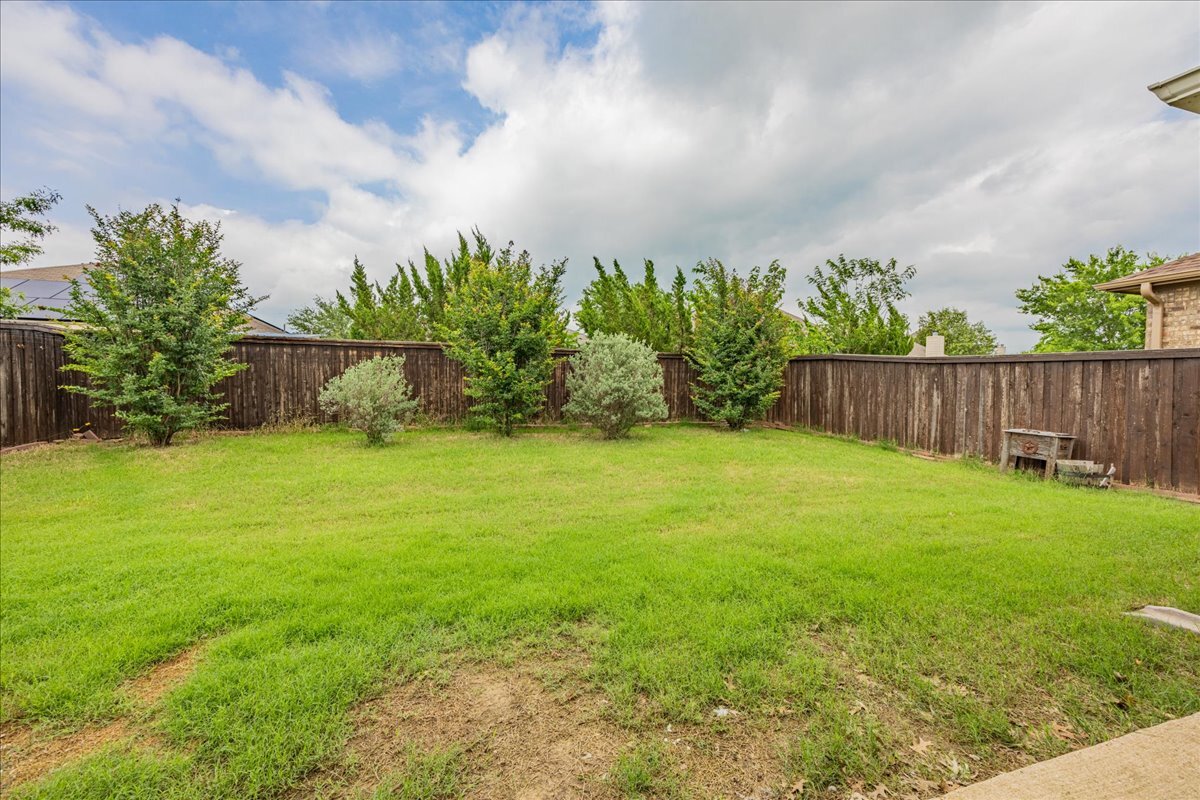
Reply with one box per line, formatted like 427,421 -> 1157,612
3,322 -> 1198,494
769,353 -> 1199,495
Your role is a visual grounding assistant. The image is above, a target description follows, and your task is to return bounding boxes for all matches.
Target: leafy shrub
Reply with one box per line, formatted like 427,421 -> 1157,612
441,242 -> 571,436
0,286 -> 28,319
564,333 -> 667,438
63,203 -> 258,446
687,258 -> 790,430
318,356 -> 418,445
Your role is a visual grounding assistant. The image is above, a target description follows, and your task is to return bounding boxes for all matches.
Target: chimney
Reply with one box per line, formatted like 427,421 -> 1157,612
925,333 -> 945,357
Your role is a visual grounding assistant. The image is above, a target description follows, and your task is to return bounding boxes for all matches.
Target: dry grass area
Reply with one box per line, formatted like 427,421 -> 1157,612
298,648 -> 835,800
0,631 -> 1117,799
287,635 -> 1113,800
299,651 -> 627,800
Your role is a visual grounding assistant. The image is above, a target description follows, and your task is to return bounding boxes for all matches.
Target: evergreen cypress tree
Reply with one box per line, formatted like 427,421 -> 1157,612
687,259 -> 789,430
576,258 -> 692,352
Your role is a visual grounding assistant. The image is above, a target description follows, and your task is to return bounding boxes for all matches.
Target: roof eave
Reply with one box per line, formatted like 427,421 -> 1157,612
1093,282 -> 1141,294
1148,66 -> 1200,114
1095,269 -> 1200,294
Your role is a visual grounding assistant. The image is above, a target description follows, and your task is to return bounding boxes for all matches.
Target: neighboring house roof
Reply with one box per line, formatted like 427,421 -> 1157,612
0,267 -> 83,320
1,263 -> 286,333
1093,253 -> 1200,294
0,262 -> 93,281
242,315 -> 287,334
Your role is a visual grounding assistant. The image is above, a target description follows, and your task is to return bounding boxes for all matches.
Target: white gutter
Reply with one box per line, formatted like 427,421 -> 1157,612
1148,66 -> 1200,114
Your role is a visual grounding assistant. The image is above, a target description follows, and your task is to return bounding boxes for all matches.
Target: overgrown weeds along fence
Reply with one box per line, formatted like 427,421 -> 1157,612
3,322 -> 1197,494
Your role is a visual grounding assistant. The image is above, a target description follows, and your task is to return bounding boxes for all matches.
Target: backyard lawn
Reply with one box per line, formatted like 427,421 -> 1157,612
0,425 -> 1197,800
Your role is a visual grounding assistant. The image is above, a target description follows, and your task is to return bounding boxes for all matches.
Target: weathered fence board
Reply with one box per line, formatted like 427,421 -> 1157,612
3,322 -> 1198,493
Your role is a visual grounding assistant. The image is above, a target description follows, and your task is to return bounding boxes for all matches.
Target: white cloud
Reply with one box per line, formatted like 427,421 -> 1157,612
11,218 -> 96,269
295,9 -> 469,84
0,2 -> 406,192
2,0 -> 1197,348
318,31 -> 404,82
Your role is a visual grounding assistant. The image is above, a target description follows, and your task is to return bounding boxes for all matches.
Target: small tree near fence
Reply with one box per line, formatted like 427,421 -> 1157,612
63,204 -> 259,446
687,258 -> 790,430
319,356 -> 418,445
1,187 -> 61,319
441,243 -> 570,436
564,333 -> 668,438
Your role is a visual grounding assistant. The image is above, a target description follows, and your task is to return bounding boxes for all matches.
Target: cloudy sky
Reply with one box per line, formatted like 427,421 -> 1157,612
1,0 -> 1196,349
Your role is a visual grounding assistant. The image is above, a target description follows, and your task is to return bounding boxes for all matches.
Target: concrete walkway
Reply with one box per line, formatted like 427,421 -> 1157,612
939,713 -> 1199,800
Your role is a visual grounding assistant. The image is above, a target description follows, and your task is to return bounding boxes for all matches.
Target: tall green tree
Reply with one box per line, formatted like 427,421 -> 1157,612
1,187 -> 61,318
286,296 -> 351,338
336,257 -> 424,341
408,228 -> 489,337
670,267 -> 692,351
289,260 -> 430,340
797,255 -> 914,354
1015,247 -> 1164,352
913,307 -> 999,355
1,187 -> 60,267
687,259 -> 790,430
287,229 -> 491,341
63,204 -> 259,446
442,243 -> 570,436
576,258 -> 692,352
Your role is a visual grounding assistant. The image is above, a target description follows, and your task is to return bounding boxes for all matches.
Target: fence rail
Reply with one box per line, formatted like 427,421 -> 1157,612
3,322 -> 1197,494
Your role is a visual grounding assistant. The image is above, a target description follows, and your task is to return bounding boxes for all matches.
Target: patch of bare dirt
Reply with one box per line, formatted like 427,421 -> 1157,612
656,715 -> 798,799
302,653 -> 632,799
123,647 -> 201,706
0,643 -> 203,796
0,720 -> 135,793
299,650 -> 823,800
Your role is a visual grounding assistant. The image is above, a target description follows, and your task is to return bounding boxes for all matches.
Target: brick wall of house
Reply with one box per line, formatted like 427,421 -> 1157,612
1148,280 -> 1200,349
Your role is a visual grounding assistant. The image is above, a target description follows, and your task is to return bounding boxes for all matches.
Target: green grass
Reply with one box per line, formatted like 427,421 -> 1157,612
1,425 -> 1197,799
367,745 -> 466,800
8,748 -> 190,800
611,743 -> 682,799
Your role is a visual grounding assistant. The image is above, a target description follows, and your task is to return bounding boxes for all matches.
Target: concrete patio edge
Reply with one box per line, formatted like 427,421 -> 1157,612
937,712 -> 1200,800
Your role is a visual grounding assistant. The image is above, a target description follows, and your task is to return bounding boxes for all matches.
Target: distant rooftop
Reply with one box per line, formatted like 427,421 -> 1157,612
1,263 -> 286,333
0,262 -> 93,281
